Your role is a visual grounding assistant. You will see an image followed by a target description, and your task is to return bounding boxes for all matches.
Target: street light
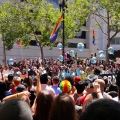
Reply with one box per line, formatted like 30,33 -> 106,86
58,0 -> 67,64
2,34 -> 6,66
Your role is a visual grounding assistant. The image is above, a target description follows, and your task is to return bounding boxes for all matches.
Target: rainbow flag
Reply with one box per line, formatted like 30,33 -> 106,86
92,30 -> 96,45
50,15 -> 63,42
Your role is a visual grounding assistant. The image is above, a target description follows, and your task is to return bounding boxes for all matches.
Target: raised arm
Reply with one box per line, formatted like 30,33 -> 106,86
35,71 -> 41,96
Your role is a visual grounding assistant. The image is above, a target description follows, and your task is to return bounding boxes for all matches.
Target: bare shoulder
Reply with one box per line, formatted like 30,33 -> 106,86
82,94 -> 92,112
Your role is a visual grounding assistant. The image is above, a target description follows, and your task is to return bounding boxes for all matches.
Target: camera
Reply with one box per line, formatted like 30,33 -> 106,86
28,69 -> 36,76
84,80 -> 93,88
88,83 -> 93,88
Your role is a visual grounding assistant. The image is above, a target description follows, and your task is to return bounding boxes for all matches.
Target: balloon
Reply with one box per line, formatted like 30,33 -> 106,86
57,43 -> 63,50
77,43 -> 84,51
59,55 -> 63,61
36,42 -> 39,46
70,50 -> 75,57
108,47 -> 114,54
64,53 -> 67,60
91,57 -> 97,64
9,59 -> 14,65
98,50 -> 105,58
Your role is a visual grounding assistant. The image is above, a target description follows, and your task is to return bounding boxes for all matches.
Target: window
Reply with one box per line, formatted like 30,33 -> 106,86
20,0 -> 26,2
83,22 -> 86,26
81,31 -> 86,39
30,40 -> 37,46
111,37 -> 120,45
75,31 -> 86,39
68,43 -> 87,49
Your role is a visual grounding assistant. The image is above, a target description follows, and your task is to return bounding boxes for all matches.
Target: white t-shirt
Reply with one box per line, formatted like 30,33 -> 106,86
113,96 -> 118,102
41,84 -> 55,97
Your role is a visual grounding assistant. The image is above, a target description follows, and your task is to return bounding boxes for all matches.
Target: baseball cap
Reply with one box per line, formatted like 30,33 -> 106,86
15,84 -> 26,92
86,74 -> 98,83
74,76 -> 81,83
0,99 -> 33,120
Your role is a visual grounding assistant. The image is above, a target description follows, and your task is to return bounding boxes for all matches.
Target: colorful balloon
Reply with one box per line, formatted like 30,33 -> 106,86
98,50 -> 105,58
57,43 -> 63,50
108,47 -> 114,54
70,50 -> 75,57
64,53 -> 67,60
59,55 -> 63,61
77,43 -> 84,51
91,57 -> 97,64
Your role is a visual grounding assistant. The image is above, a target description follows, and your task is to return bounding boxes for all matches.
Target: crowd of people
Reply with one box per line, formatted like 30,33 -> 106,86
0,57 -> 120,120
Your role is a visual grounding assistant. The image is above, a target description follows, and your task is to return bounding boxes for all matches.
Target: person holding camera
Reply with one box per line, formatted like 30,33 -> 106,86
82,79 -> 112,112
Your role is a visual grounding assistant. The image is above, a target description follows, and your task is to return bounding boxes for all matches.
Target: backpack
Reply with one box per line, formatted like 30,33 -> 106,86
75,96 -> 86,106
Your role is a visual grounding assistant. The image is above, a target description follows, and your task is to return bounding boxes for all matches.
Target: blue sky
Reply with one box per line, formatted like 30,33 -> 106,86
49,0 -> 59,7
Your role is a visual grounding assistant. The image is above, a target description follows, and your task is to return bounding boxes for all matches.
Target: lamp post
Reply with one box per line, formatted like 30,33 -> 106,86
59,0 -> 66,64
2,34 -> 6,66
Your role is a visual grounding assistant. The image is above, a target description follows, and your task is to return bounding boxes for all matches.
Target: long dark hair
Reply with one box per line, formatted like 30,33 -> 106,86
35,90 -> 54,120
49,93 -> 77,120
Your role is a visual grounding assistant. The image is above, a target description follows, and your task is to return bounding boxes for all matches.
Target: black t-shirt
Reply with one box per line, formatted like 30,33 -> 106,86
45,67 -> 52,76
29,90 -> 36,106
33,116 -> 39,120
6,82 -> 11,91
0,82 -> 7,100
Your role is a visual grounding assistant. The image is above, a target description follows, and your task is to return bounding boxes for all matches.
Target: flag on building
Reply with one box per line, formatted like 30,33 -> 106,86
92,30 -> 96,45
50,15 -> 63,42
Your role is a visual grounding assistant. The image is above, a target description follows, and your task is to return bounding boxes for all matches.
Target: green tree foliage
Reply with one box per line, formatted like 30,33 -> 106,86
89,0 -> 120,62
58,0 -> 90,43
0,0 -> 90,62
65,0 -> 90,39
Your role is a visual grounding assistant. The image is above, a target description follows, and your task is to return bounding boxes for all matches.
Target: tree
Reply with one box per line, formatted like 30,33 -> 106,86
17,0 -> 61,64
16,0 -> 90,63
0,0 -> 61,64
0,2 -> 20,65
90,0 -> 120,62
0,0 -> 90,64
65,0 -> 90,39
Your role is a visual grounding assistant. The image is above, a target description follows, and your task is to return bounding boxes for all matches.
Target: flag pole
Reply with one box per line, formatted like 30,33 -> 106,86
2,34 -> 6,66
20,46 -> 23,60
92,30 -> 96,57
59,0 -> 65,65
